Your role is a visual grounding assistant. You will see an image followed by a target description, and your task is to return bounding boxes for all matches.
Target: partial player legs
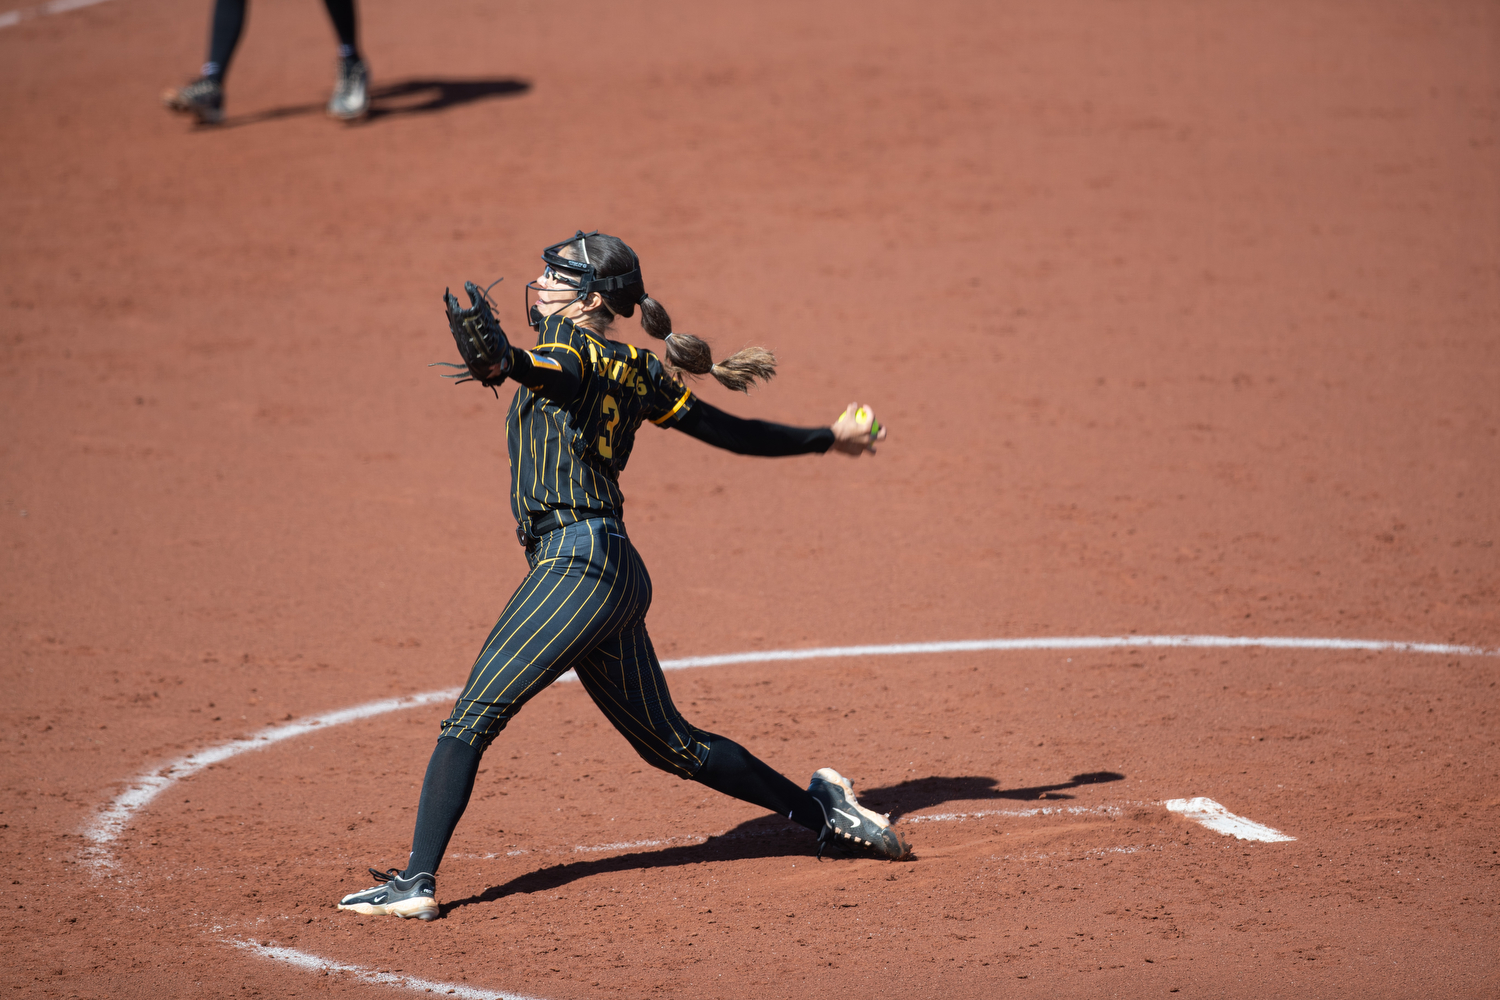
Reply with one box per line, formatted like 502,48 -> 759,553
164,0 -> 369,124
160,0 -> 243,123
692,731 -> 825,831
571,619 -> 714,778
693,740 -> 910,859
567,572 -> 909,857
360,519 -> 649,907
161,76 -> 224,125
321,0 -> 369,121
405,736 -> 483,878
326,54 -> 370,121
321,0 -> 358,52
340,736 -> 482,920
202,0 -> 247,82
440,520 -> 650,750
339,518 -> 908,921
569,619 -> 904,856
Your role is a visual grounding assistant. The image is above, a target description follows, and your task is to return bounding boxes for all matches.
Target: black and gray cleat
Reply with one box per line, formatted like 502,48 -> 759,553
808,767 -> 911,860
326,57 -> 370,121
337,867 -> 439,921
161,77 -> 224,125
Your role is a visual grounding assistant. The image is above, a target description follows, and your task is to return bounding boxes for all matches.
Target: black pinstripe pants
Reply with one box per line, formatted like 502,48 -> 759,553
439,517 -> 711,777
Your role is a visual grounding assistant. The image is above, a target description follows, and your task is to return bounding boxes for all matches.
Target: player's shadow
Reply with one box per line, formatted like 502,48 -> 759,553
854,771 -> 1126,821
442,770 -> 1126,914
217,77 -> 530,128
443,821 -> 819,914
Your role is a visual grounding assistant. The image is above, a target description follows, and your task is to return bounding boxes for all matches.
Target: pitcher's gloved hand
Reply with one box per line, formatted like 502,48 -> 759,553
438,280 -> 511,387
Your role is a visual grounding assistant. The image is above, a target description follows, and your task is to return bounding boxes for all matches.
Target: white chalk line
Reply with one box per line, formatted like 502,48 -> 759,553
85,632 -> 1489,853
992,844 -> 1151,861
82,688 -> 461,857
0,0 -> 111,30
647,633 -> 1496,670
82,631 -> 1491,854
82,632 -> 1485,998
228,940 -> 542,1000
902,804 -> 1122,824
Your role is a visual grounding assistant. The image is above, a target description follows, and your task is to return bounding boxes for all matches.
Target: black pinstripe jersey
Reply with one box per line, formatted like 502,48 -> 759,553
507,314 -> 696,528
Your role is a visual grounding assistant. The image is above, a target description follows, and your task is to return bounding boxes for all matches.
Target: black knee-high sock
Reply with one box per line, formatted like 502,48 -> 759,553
203,0 -> 247,80
404,736 -> 482,878
692,733 -> 825,833
321,0 -> 359,59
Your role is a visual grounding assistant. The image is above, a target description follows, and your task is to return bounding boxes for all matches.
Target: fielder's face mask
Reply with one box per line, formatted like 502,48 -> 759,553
525,230 -> 643,330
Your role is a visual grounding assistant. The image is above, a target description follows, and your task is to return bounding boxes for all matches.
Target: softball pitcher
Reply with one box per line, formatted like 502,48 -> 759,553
337,231 -> 906,922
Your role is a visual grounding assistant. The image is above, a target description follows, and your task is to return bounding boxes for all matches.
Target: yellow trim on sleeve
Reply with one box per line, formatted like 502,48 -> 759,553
649,387 -> 694,425
535,341 -> 582,364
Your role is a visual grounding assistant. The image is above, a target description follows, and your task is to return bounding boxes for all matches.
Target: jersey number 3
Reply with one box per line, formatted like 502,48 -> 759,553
597,394 -> 620,459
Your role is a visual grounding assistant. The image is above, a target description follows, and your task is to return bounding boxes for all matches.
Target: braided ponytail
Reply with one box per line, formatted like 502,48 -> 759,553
634,296 -> 773,393
577,232 -> 778,392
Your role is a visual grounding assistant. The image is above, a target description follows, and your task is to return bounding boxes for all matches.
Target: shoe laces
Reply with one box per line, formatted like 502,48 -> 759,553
812,798 -> 835,860
815,823 -> 835,860
183,78 -> 219,100
367,867 -> 401,884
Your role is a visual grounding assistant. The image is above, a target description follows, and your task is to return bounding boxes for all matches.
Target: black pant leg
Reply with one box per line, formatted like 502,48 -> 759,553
573,616 -> 713,778
693,733 -> 825,832
205,0 -> 247,79
404,736 -> 482,878
440,522 -> 644,750
575,622 -> 823,828
321,0 -> 358,54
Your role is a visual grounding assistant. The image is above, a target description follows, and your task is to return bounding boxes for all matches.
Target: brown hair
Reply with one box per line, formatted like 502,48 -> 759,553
564,234 -> 776,393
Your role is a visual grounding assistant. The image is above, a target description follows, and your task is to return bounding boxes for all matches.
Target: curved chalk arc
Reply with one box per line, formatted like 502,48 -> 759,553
83,633 -> 1496,852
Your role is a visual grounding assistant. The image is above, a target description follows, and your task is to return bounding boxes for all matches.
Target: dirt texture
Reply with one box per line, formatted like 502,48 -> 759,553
2,0 -> 1498,997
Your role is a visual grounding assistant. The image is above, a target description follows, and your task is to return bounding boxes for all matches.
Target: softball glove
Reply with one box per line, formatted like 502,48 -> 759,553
434,280 -> 511,389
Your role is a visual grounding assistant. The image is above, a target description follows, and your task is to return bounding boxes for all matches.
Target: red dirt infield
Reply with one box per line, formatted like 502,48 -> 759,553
2,1 -> 1496,997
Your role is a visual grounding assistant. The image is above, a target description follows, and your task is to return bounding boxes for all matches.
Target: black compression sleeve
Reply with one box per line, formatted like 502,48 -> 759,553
405,736 -> 482,878
505,346 -> 581,405
321,0 -> 358,52
205,0 -> 248,77
693,733 -> 825,833
674,400 -> 835,456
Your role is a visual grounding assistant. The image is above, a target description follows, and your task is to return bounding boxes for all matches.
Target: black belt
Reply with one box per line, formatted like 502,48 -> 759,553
515,510 -> 617,550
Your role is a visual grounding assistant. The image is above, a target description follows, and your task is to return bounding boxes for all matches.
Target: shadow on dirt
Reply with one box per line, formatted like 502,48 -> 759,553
443,819 -> 816,913
443,770 -> 1126,912
856,771 -> 1126,820
216,77 -> 531,128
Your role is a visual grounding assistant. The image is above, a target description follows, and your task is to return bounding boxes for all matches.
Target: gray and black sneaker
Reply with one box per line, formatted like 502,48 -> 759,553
337,867 -> 439,921
808,767 -> 911,860
162,77 -> 224,125
326,57 -> 370,121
